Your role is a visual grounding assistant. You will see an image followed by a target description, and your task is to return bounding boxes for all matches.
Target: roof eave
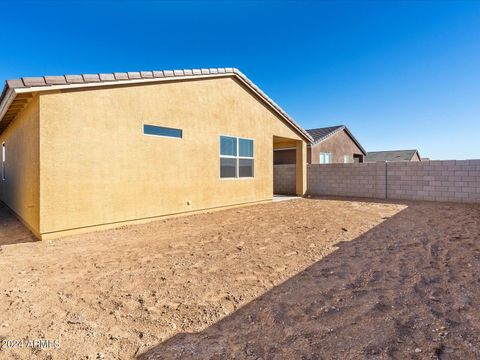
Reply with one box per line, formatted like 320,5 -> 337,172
0,69 -> 313,143
0,87 -> 16,125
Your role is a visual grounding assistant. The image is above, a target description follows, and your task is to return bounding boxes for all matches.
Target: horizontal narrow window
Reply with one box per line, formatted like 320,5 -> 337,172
144,124 -> 182,138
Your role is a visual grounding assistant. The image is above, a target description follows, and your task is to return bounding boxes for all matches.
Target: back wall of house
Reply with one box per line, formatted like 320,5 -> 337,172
38,76 -> 303,236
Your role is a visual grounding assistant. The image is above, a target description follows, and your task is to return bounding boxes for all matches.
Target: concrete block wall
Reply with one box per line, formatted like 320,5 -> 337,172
273,160 -> 480,203
273,164 -> 296,195
387,160 -> 480,203
307,163 -> 386,199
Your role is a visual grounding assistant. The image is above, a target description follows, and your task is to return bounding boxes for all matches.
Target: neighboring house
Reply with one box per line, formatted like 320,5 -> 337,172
274,125 -> 366,164
0,68 -> 312,239
365,149 -> 422,162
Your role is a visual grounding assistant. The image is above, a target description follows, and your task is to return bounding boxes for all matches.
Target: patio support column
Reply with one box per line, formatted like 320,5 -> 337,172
295,140 -> 307,196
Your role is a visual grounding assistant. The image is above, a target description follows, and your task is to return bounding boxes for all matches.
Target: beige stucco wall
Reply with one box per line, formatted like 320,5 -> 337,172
38,76 -> 303,236
0,97 -> 40,235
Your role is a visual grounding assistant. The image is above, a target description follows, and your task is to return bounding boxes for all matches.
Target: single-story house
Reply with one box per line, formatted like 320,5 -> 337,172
274,125 -> 366,165
0,68 -> 313,239
365,149 -> 421,162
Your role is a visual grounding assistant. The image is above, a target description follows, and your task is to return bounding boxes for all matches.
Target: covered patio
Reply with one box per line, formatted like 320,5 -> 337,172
273,135 -> 307,196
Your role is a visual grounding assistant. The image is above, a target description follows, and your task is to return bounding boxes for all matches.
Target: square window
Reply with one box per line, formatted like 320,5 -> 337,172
220,136 -> 254,179
320,153 -> 332,164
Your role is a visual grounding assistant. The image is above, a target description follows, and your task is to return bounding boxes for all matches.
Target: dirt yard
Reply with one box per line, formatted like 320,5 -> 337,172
0,198 -> 479,359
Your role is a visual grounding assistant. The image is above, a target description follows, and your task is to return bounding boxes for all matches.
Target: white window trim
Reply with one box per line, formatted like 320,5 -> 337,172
2,142 -> 5,181
344,154 -> 350,163
220,136 -> 254,179
142,124 -> 183,140
143,133 -> 183,140
320,152 -> 332,164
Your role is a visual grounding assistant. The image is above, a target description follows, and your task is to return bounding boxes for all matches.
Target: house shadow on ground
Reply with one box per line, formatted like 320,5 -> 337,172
0,203 -> 37,246
139,199 -> 480,359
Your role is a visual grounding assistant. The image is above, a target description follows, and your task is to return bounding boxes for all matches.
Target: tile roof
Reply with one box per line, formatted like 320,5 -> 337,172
306,125 -> 345,144
366,150 -> 420,162
4,69 -> 235,89
0,68 -> 313,142
306,125 -> 366,155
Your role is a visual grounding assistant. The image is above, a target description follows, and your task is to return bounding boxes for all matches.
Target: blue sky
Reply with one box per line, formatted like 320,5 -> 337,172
1,1 -> 479,159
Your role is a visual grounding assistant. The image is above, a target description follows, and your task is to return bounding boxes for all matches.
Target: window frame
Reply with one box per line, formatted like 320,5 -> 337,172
220,135 -> 254,179
320,152 -> 332,164
343,154 -> 350,163
143,124 -> 183,139
2,142 -> 5,181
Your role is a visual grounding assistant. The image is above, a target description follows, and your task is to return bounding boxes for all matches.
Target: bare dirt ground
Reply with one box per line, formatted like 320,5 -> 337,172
0,199 -> 479,359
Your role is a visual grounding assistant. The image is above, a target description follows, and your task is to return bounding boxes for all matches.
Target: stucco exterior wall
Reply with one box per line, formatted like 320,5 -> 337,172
273,129 -> 364,165
38,76 -> 303,236
0,97 -> 40,235
310,129 -> 364,164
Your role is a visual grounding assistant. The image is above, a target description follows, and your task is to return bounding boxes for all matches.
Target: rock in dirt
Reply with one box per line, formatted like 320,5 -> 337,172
67,314 -> 85,324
